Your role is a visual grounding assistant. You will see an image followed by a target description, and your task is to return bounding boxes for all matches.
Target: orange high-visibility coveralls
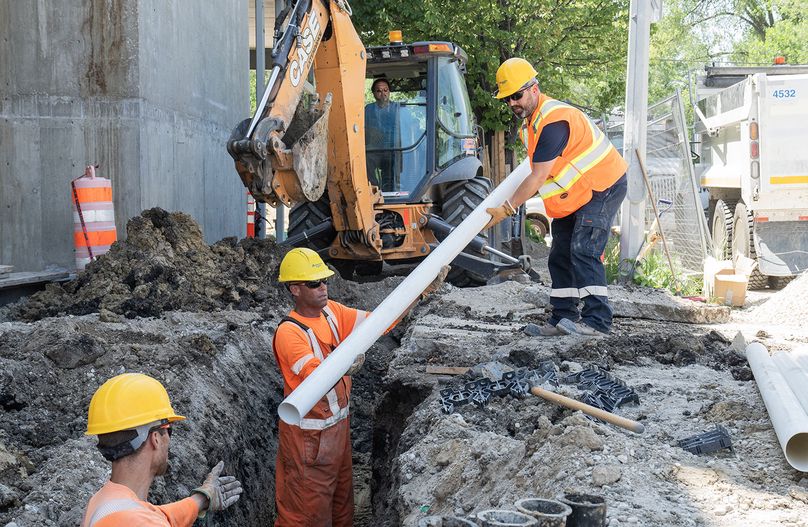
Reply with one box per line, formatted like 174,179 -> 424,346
273,300 -> 368,527
82,480 -> 200,527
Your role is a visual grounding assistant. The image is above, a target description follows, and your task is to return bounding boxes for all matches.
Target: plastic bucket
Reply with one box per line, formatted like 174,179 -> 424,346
515,498 -> 573,527
558,494 -> 606,527
476,509 -> 539,527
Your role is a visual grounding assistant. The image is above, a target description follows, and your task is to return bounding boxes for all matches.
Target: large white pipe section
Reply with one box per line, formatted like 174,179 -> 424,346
771,352 -> 808,416
278,158 -> 533,424
746,342 -> 808,471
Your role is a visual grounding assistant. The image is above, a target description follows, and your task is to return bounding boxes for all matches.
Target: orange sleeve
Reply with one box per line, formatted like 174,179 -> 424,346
274,323 -> 322,383
156,497 -> 200,526
94,498 -> 199,527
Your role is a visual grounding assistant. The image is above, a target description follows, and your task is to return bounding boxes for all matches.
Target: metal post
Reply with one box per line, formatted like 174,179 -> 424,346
255,0 -> 268,239
619,0 -> 662,276
274,0 -> 287,242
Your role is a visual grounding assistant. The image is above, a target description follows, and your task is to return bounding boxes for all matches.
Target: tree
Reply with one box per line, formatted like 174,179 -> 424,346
352,0 -> 629,145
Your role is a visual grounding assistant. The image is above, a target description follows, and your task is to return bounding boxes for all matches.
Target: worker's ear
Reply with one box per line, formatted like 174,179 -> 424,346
287,284 -> 300,298
147,429 -> 165,451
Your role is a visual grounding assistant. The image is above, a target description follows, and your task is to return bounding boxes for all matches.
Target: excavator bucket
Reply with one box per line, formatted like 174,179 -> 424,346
283,93 -> 332,203
227,94 -> 332,206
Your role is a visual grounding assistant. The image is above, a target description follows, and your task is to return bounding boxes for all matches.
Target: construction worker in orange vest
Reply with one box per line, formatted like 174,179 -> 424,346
82,373 -> 243,526
486,58 -> 628,336
273,248 -> 446,526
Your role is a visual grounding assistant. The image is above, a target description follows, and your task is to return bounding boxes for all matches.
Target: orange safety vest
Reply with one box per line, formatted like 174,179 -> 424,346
273,303 -> 367,430
521,94 -> 627,218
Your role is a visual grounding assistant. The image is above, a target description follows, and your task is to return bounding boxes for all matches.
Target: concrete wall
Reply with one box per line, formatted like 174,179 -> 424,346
0,0 -> 249,271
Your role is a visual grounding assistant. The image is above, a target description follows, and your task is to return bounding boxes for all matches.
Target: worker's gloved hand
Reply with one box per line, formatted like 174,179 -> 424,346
193,461 -> 243,516
484,200 -> 517,230
346,353 -> 365,376
421,265 -> 450,299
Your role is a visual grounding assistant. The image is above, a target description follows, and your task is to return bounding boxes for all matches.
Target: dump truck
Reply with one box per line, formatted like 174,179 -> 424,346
227,0 -> 529,285
695,65 -> 808,288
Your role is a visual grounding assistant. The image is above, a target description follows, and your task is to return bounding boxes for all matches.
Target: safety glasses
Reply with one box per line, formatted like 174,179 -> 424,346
301,279 -> 328,289
150,422 -> 173,438
503,82 -> 536,103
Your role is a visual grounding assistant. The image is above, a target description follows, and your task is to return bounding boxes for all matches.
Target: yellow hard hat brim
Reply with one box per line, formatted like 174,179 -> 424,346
86,413 -> 186,436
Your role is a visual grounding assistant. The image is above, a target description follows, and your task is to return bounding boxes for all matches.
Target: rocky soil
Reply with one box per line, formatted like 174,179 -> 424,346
1,210 -> 807,526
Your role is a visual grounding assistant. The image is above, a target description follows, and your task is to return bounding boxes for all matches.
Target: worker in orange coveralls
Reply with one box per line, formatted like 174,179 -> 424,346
273,247 -> 446,526
82,373 -> 243,526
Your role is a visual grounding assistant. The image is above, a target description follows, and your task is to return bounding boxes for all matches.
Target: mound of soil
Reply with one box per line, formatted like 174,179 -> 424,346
10,208 -> 288,321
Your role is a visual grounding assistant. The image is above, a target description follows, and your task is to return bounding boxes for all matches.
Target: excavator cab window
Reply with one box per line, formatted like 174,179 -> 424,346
364,74 -> 428,199
435,57 -> 476,169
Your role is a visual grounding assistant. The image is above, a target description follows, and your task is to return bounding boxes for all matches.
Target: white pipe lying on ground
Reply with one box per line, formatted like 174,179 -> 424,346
278,158 -> 533,425
771,352 -> 808,416
746,342 -> 808,471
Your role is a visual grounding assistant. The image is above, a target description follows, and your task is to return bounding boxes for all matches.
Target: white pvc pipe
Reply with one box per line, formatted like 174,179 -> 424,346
746,342 -> 808,471
278,158 -> 533,424
771,352 -> 808,417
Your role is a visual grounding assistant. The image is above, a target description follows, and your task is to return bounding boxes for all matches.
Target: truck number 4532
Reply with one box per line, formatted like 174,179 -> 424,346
772,89 -> 796,98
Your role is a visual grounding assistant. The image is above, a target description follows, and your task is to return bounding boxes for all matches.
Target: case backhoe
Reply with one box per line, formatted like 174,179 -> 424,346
227,0 -> 531,285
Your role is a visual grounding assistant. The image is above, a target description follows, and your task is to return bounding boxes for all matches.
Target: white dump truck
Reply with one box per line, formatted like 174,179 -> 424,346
695,65 -> 808,288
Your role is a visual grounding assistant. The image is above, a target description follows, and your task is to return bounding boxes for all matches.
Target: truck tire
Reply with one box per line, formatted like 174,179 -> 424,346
711,199 -> 733,260
439,175 -> 492,287
767,275 -> 794,290
288,195 -> 334,252
732,202 -> 768,289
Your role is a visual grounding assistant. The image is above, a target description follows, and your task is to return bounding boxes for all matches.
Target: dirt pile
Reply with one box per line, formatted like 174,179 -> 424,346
9,208 -> 288,321
746,272 -> 808,327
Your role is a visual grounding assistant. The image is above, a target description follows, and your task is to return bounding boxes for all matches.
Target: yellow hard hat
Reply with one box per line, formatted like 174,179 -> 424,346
278,247 -> 335,282
494,58 -> 538,99
86,373 -> 185,436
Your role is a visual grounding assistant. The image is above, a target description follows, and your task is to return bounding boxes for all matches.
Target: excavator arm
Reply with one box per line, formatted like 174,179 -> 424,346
227,0 -> 381,252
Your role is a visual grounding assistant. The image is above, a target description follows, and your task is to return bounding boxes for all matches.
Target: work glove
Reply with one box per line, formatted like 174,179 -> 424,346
346,353 -> 365,376
484,200 -> 517,230
192,461 -> 243,516
421,265 -> 450,299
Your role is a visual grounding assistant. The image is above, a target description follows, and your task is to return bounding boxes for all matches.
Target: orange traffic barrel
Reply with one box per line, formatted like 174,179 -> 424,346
71,165 -> 117,270
247,191 -> 256,238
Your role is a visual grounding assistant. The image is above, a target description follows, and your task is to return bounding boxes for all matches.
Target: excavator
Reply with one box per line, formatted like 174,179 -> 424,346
227,0 -> 533,285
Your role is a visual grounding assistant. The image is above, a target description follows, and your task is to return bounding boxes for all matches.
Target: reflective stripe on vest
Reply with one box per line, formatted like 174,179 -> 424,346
84,498 -> 146,527
279,307 -> 349,431
538,119 -> 611,200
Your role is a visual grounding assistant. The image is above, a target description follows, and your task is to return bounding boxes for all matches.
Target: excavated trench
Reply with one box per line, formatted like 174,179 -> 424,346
0,208 -> 429,526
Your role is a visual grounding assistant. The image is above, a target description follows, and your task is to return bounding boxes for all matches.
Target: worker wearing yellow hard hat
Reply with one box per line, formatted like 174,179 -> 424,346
82,373 -> 243,527
486,57 -> 628,337
272,248 -> 446,525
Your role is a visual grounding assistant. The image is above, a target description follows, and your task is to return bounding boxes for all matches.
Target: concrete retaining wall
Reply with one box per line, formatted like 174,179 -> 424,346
0,0 -> 249,271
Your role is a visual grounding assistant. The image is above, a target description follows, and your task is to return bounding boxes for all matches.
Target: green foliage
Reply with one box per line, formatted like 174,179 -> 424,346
351,0 -> 630,140
633,250 -> 703,296
603,235 -> 703,296
733,0 -> 808,64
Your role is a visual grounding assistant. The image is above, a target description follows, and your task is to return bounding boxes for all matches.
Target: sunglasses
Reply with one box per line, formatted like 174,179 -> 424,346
151,423 -> 173,438
503,83 -> 536,103
298,279 -> 328,289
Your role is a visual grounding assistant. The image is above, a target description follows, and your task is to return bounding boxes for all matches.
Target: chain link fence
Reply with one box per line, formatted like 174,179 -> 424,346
607,91 -> 711,276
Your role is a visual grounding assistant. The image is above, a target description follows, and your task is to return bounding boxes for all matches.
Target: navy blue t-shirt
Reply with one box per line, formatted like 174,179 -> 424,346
532,121 -> 569,162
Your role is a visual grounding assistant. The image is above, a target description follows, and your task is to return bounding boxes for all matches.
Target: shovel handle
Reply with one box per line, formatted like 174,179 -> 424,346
530,386 -> 645,434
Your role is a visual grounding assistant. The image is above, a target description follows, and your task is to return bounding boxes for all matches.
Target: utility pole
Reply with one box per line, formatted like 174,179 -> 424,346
255,0 -> 267,239
619,0 -> 663,275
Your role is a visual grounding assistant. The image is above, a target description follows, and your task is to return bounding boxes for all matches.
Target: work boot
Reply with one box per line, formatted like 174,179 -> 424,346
556,318 -> 607,337
536,322 -> 565,336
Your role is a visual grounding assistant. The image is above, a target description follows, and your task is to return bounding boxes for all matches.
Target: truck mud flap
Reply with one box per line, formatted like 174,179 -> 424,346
755,221 -> 808,276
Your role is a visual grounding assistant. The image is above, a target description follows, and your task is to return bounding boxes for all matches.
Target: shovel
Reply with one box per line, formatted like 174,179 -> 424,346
529,383 -> 645,434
